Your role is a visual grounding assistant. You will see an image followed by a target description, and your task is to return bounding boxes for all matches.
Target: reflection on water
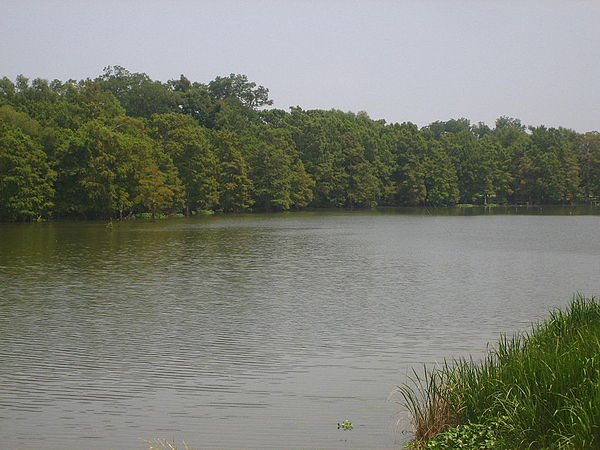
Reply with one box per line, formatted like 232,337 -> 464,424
1,208 -> 600,449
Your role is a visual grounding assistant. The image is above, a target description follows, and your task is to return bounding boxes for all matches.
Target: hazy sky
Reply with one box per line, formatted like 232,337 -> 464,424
2,0 -> 599,131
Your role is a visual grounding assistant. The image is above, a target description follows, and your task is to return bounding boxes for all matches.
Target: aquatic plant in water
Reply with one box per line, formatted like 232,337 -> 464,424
338,419 -> 354,430
142,438 -> 195,450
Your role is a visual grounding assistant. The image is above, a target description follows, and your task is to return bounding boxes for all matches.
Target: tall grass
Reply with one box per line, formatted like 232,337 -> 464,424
398,295 -> 600,449
397,365 -> 458,442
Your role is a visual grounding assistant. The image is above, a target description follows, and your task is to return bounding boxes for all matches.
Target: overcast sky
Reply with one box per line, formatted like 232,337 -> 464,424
2,0 -> 599,131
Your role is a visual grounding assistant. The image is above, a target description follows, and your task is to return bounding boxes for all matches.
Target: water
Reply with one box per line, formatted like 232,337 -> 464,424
1,207 -> 599,449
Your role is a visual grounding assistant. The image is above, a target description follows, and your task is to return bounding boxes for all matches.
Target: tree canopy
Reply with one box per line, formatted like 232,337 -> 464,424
0,69 -> 598,221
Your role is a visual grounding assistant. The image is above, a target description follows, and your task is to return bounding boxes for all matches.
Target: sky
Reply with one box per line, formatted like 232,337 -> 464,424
1,0 -> 599,132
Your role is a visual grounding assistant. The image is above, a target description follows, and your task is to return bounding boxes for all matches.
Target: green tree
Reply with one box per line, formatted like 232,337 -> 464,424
392,123 -> 458,206
283,108 -> 386,208
151,114 -> 220,213
242,128 -> 314,211
244,131 -> 294,211
424,140 -> 460,205
389,122 -> 427,205
54,117 -> 179,218
213,130 -> 253,212
0,126 -> 56,220
441,130 -> 493,204
479,134 -> 514,204
341,133 -> 381,208
289,158 -> 315,208
135,163 -> 182,219
168,75 -> 215,127
208,74 -> 272,109
524,126 -> 581,203
577,133 -> 600,201
97,66 -> 176,117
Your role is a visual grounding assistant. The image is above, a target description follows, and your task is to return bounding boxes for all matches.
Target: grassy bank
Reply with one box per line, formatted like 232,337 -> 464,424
398,295 -> 600,449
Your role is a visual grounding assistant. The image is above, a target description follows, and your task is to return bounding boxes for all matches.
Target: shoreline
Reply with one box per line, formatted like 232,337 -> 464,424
399,295 -> 600,449
2,203 -> 600,223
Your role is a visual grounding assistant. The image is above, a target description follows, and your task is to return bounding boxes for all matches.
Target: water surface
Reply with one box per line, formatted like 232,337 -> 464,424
1,207 -> 600,449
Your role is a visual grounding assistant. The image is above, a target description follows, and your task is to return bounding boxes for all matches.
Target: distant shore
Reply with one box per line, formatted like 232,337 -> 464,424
2,203 -> 600,223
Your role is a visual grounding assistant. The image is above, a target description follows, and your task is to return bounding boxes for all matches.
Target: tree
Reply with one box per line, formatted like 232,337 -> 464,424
1,69 -> 599,221
341,133 -> 381,208
391,122 -> 429,205
135,163 -> 182,219
441,130 -> 492,204
0,77 -> 16,106
0,126 -> 55,220
577,133 -> 600,201
76,80 -> 125,121
208,74 -> 272,109
97,66 -> 176,117
392,123 -> 458,206
283,108 -> 386,208
54,117 -> 182,218
479,134 -> 514,204
168,75 -> 214,126
0,105 -> 43,137
151,114 -> 220,213
424,141 -> 460,206
242,128 -> 314,211
426,118 -> 471,139
289,158 -> 315,208
213,130 -> 253,212
524,126 -> 581,203
244,131 -> 294,211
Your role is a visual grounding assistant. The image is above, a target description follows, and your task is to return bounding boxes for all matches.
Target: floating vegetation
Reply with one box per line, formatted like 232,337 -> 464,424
338,419 -> 354,431
142,438 -> 195,450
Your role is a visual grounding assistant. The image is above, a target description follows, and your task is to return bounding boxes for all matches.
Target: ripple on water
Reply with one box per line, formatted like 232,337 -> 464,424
0,212 -> 599,448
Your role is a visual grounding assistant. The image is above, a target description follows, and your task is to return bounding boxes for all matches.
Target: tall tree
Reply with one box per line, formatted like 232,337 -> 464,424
0,125 -> 55,220
208,74 -> 272,109
54,117 -> 182,218
213,130 -> 253,212
242,128 -> 314,211
525,126 -> 581,203
168,75 -> 215,127
151,114 -> 219,213
97,66 -> 176,118
577,133 -> 600,201
135,163 -> 183,219
441,130 -> 492,204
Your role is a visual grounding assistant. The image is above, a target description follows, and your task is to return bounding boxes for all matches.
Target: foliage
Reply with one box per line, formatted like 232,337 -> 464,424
135,212 -> 168,220
97,66 -> 176,118
150,114 -> 219,213
0,122 -> 56,220
1,69 -> 599,221
337,419 -> 354,431
135,163 -> 183,219
208,73 -> 272,109
213,130 -> 254,212
422,422 -> 500,449
398,295 -> 600,449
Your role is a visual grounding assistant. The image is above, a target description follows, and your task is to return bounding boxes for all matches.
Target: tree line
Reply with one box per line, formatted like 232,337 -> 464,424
1,66 -> 599,220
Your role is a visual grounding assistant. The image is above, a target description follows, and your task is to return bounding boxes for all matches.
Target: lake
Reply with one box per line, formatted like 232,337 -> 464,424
1,207 -> 599,449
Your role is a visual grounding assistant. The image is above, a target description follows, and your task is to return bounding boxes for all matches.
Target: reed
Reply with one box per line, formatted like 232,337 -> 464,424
398,295 -> 600,449
397,365 -> 458,442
